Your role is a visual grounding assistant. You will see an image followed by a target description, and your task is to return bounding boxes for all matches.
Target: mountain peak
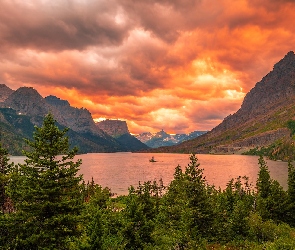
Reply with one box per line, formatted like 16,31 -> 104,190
0,84 -> 14,102
45,95 -> 70,107
152,51 -> 295,154
273,51 -> 295,71
16,86 -> 40,95
96,119 -> 129,138
4,86 -> 47,117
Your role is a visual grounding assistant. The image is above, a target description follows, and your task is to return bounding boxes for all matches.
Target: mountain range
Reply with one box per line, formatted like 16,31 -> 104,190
135,130 -> 207,148
148,51 -> 295,154
1,51 -> 295,155
0,86 -> 148,155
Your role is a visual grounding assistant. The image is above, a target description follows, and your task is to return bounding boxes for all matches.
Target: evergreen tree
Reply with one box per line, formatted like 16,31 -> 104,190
122,181 -> 163,249
288,161 -> 295,202
160,154 -> 215,248
0,143 -> 14,213
256,156 -> 271,199
286,161 -> 295,226
8,113 -> 83,249
0,143 -> 15,248
256,156 -> 287,222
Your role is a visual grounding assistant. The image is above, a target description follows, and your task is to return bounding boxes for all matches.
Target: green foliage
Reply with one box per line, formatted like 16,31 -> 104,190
215,176 -> 254,241
257,156 -> 271,199
4,147 -> 295,249
242,119 -> 295,161
81,182 -> 122,250
7,113 -> 84,249
0,143 -> 14,214
288,161 -> 295,201
287,120 -> 295,136
243,140 -> 295,162
248,213 -> 290,243
158,154 -> 216,248
255,156 -> 288,223
121,180 -> 164,249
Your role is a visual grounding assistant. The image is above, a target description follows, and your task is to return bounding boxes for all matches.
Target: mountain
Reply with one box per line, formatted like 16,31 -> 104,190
148,51 -> 295,154
0,88 -> 145,154
44,95 -> 110,138
0,107 -> 122,155
96,119 -> 129,138
96,119 -> 149,151
135,129 -> 207,148
0,84 -> 14,102
4,87 -> 48,118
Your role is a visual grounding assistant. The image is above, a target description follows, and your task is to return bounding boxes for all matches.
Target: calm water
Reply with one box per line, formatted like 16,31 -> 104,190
10,153 -> 289,196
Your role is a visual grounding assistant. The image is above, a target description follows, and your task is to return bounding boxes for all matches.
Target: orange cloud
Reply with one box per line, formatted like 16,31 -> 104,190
0,0 -> 295,134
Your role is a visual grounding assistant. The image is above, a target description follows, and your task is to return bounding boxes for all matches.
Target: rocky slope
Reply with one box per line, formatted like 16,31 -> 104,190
0,87 -> 145,154
149,51 -> 295,154
96,119 -> 149,151
0,84 -> 14,102
4,87 -> 48,118
45,95 -> 109,138
96,119 -> 129,138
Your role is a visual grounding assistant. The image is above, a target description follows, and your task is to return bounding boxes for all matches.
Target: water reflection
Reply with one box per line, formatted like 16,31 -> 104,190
10,153 -> 288,196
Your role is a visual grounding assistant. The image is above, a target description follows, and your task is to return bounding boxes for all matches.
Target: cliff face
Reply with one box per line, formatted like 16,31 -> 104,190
0,84 -> 14,102
150,51 -> 295,154
4,87 -> 48,118
96,119 -> 129,138
212,51 -> 295,135
4,90 -> 109,139
45,95 -> 108,138
96,119 -> 149,151
0,88 -> 140,154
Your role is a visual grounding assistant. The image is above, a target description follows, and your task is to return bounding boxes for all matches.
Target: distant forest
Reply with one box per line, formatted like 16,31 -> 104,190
2,114 -> 295,249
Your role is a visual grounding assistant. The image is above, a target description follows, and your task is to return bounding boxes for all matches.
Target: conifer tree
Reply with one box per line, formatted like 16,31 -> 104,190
161,154 -> 215,247
256,156 -> 287,222
0,143 -> 15,248
8,113 -> 83,249
0,143 -> 13,214
256,156 -> 271,199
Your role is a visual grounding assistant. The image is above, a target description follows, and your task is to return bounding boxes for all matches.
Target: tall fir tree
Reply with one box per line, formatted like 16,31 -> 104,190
8,113 -> 83,249
160,154 -> 215,248
256,155 -> 271,199
0,143 -> 15,248
0,143 -> 14,214
256,156 -> 287,222
286,160 -> 295,226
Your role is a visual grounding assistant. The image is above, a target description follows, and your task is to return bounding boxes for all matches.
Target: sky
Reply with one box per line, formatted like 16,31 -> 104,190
1,0 -> 295,134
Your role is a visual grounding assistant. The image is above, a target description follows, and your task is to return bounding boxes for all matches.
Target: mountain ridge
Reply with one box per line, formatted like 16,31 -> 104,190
147,51 -> 295,154
95,119 -> 149,151
135,130 -> 207,148
0,87 -> 147,154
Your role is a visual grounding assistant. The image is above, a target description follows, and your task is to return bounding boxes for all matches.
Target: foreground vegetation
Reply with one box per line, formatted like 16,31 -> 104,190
243,120 -> 295,161
1,114 -> 295,249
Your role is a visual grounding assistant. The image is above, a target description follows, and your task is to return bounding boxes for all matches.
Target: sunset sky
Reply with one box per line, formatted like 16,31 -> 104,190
1,0 -> 295,134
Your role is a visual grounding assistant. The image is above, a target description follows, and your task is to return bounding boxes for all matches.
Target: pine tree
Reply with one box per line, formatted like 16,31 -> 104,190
8,113 -> 83,249
161,154 -> 215,248
256,156 -> 287,222
256,155 -> 271,199
0,143 -> 15,248
0,143 -> 13,214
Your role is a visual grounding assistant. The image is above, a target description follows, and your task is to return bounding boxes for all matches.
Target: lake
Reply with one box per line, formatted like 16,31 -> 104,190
10,153 -> 289,196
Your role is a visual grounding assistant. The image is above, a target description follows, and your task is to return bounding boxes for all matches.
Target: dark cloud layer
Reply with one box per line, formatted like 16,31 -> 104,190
0,0 -> 295,133
0,0 -> 132,51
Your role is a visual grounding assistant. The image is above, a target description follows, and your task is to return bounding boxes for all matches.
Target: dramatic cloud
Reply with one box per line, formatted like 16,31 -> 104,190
0,0 -> 295,133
